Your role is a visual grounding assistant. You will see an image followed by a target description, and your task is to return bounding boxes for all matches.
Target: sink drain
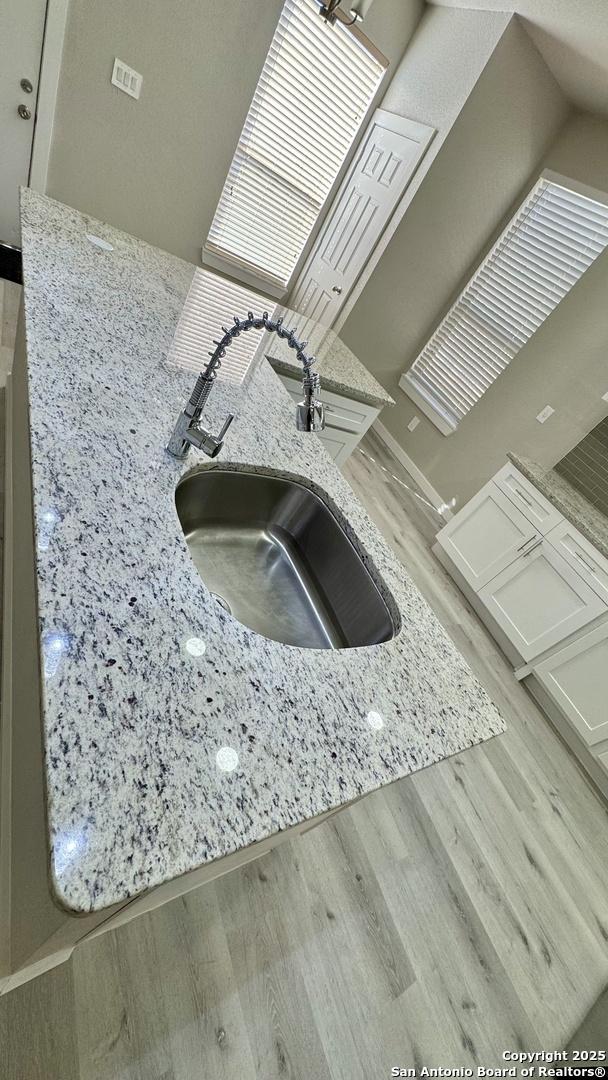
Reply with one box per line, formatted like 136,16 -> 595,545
211,592 -> 232,615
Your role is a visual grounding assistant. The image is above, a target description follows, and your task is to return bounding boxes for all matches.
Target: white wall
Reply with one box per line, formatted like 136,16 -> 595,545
341,17 -> 574,507
46,0 -> 422,266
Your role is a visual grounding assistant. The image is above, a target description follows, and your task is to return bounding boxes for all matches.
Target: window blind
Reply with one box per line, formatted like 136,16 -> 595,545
206,0 -> 385,289
166,269 -> 275,385
401,174 -> 608,434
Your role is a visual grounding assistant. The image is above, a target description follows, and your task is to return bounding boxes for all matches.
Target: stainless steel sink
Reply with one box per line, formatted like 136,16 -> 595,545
175,468 -> 396,649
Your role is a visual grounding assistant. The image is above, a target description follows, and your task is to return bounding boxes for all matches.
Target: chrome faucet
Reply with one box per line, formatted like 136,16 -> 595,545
166,311 -> 325,459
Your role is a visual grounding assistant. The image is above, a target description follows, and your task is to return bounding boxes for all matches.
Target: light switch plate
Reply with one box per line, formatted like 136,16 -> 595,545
111,57 -> 142,100
536,405 -> 555,424
407,416 -> 420,432
602,391 -> 608,403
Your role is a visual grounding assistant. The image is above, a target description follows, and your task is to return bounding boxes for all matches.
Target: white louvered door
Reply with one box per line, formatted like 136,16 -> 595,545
400,170 -> 608,434
290,110 -> 434,326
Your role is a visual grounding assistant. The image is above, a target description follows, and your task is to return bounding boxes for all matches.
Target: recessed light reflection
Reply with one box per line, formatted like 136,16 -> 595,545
184,636 -> 206,657
86,233 -> 114,251
366,710 -> 385,731
216,746 -> 239,772
43,629 -> 72,679
38,507 -> 61,551
54,827 -> 87,875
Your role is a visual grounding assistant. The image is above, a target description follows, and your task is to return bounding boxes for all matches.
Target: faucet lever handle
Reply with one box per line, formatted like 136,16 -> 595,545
217,413 -> 235,441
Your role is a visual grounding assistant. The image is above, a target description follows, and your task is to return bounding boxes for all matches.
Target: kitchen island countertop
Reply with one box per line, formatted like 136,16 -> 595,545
20,189 -> 504,914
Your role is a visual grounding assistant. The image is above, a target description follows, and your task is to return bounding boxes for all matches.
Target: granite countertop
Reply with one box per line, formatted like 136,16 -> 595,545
264,307 -> 394,409
508,453 -> 608,561
20,189 -> 504,914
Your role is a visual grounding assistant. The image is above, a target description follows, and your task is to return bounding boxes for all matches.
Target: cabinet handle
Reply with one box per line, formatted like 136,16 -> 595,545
517,534 -> 538,552
523,537 -> 543,557
514,486 -> 535,508
573,548 -> 597,574
324,405 -> 355,426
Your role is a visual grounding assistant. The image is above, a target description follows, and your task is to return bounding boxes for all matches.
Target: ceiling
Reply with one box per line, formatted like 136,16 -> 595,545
432,0 -> 608,115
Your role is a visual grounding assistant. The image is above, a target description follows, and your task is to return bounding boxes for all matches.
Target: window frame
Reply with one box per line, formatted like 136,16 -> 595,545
399,169 -> 608,436
202,0 -> 388,298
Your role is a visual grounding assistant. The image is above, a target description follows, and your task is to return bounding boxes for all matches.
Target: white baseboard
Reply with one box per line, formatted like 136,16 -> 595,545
0,947 -> 73,997
372,420 -> 454,519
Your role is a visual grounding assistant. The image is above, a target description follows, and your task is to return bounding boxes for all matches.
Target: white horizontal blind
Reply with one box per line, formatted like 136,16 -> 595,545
206,0 -> 385,288
167,269 -> 275,385
402,175 -> 608,432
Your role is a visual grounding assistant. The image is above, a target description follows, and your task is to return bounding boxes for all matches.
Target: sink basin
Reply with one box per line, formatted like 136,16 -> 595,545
175,468 -> 396,649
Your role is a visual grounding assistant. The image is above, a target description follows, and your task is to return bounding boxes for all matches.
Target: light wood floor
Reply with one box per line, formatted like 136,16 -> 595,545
0,279 -> 20,388
1,311 -> 608,1074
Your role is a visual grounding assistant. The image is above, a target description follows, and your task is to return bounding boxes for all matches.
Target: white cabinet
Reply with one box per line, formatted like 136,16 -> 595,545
277,372 -> 381,467
478,539 -> 606,661
533,621 -> 608,745
436,463 -> 608,662
437,459 -> 608,789
436,484 -> 538,591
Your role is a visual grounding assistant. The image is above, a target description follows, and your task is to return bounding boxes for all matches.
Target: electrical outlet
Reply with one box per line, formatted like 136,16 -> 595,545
536,405 -> 555,424
407,416 -> 420,432
111,58 -> 143,100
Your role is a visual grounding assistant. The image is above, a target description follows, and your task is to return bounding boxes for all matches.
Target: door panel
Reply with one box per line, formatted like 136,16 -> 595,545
478,541 -> 606,661
0,0 -> 48,245
293,278 -> 334,325
534,621 -> 608,745
436,483 -> 537,591
290,110 -> 435,326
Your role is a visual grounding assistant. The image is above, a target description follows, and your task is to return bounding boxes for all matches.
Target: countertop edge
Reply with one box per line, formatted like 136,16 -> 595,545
508,451 -> 608,560
266,354 -> 395,409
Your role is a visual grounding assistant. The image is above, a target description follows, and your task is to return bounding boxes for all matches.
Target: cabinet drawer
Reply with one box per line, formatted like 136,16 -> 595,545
278,373 -> 379,434
546,520 -> 608,606
534,620 -> 608,745
493,464 -> 563,535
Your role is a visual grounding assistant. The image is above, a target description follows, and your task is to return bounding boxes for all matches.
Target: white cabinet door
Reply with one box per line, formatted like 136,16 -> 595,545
493,464 -> 563,535
316,427 -> 359,467
436,483 -> 537,591
290,110 -> 434,327
534,621 -> 608,745
478,541 -> 606,661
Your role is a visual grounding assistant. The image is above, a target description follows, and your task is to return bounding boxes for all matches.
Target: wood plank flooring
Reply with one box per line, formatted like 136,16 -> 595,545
1,357 -> 608,1075
0,279 -> 20,388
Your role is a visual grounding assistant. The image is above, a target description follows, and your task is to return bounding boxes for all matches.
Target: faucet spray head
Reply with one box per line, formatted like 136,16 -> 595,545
296,369 -> 325,432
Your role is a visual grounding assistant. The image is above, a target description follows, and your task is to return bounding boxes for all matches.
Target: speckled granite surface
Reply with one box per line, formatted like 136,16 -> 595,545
265,306 -> 394,409
20,189 -> 504,914
508,453 -> 608,560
